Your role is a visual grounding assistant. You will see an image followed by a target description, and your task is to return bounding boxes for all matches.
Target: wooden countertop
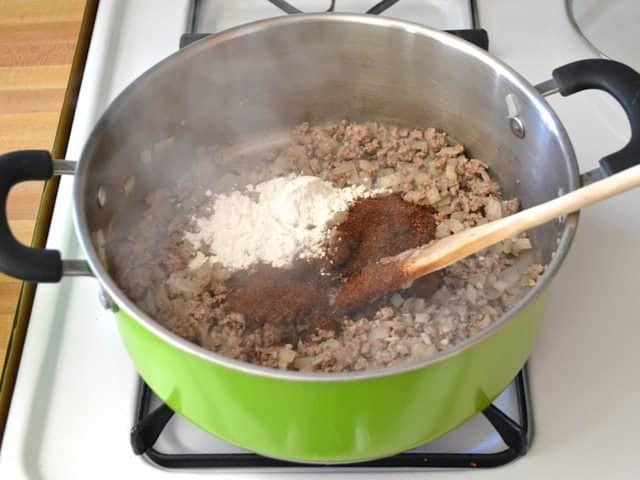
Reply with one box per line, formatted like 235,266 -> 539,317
0,1 -> 86,371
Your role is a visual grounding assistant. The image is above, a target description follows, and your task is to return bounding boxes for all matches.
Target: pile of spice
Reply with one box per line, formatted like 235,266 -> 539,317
109,120 -> 544,373
325,194 -> 442,300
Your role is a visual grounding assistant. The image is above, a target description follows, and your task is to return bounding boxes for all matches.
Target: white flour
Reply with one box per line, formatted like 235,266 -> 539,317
185,174 -> 372,271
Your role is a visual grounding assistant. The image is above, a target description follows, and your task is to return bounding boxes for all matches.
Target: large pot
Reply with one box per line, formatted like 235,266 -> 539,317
1,14 -> 639,464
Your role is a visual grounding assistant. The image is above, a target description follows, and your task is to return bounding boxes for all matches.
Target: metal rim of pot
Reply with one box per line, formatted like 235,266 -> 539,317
1,13 -> 639,383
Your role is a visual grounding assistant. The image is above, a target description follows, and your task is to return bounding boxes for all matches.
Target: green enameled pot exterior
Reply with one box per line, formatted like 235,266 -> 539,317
116,290 -> 546,463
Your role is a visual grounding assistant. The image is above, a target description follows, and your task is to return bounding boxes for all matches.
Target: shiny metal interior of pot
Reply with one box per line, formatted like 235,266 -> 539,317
76,15 -> 578,302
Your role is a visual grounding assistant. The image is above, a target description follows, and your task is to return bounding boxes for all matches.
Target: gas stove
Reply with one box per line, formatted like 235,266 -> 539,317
1,1 -> 639,479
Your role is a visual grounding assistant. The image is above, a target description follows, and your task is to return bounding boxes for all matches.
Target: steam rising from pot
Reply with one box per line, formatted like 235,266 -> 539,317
90,22 -> 348,265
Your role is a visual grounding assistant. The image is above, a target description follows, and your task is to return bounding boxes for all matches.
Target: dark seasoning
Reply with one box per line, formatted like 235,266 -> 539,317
131,0 -> 533,470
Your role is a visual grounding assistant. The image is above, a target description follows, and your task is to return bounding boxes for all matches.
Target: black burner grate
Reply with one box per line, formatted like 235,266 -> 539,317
184,0 -> 486,46
267,0 -> 337,14
130,366 -> 532,469
265,0 -> 401,15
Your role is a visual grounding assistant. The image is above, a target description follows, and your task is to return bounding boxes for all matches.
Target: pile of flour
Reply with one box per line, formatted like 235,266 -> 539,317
185,174 -> 373,271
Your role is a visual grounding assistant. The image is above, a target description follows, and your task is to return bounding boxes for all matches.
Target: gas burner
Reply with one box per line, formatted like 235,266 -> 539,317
268,0 -> 337,14
266,0 -> 400,14
187,0 -> 480,38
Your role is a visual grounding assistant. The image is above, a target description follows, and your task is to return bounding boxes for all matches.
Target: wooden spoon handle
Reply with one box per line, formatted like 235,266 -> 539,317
401,163 -> 640,279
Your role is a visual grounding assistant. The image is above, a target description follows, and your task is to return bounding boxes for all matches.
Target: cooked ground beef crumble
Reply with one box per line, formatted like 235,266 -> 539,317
107,120 -> 543,373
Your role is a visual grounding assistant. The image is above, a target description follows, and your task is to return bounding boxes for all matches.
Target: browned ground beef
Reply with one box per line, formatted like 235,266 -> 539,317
106,120 -> 542,372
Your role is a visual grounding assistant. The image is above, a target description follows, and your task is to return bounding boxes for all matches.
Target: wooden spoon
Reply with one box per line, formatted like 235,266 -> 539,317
334,164 -> 640,314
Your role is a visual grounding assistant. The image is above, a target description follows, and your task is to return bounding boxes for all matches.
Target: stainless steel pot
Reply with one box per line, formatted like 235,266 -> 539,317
1,14 -> 639,463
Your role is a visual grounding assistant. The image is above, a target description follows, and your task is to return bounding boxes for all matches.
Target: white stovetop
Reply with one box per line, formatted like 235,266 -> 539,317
1,0 -> 639,478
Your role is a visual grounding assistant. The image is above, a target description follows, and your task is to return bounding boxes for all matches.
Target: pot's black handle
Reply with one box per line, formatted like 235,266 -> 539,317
0,150 -> 62,282
552,59 -> 640,176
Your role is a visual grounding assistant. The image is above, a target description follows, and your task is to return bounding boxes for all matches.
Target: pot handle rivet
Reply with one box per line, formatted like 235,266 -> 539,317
98,287 -> 119,312
506,94 -> 525,138
97,185 -> 107,208
509,117 -> 525,139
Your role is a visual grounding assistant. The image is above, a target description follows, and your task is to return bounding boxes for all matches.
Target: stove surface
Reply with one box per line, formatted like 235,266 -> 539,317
1,0 -> 639,479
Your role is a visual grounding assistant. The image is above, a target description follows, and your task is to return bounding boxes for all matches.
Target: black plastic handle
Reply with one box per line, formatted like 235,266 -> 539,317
0,150 -> 62,282
552,59 -> 640,176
